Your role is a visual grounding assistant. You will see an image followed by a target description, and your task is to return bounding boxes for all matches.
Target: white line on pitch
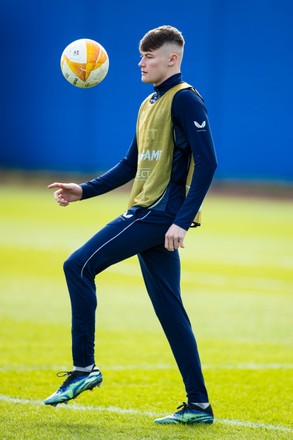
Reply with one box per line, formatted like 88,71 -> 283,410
0,363 -> 292,372
0,395 -> 292,434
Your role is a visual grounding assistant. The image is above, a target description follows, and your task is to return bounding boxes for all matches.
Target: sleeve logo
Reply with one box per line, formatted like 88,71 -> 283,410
194,120 -> 206,129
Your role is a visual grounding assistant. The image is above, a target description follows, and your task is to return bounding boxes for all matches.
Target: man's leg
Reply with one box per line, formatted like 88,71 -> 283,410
63,208 -> 167,368
138,245 -> 210,405
45,208 -> 173,405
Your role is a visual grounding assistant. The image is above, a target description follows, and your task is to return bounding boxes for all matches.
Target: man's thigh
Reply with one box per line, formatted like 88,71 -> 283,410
71,207 -> 174,276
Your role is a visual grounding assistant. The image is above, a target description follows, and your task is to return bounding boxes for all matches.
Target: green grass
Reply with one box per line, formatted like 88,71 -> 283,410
0,181 -> 292,439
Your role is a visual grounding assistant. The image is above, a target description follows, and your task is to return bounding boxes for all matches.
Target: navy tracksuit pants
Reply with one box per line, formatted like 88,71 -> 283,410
63,206 -> 209,403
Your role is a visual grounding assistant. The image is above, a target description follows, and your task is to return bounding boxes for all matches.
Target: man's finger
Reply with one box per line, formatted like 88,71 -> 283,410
165,236 -> 174,252
48,182 -> 63,189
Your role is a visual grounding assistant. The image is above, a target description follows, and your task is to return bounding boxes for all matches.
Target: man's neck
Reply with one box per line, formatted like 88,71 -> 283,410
154,73 -> 182,91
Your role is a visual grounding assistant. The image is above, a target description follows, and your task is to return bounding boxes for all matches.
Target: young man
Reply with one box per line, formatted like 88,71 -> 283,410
45,25 -> 217,425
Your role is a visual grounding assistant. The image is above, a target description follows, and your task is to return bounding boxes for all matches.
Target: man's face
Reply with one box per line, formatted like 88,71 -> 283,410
138,44 -> 177,86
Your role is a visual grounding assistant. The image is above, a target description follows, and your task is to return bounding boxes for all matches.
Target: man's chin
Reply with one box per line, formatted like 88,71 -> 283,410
141,75 -> 152,84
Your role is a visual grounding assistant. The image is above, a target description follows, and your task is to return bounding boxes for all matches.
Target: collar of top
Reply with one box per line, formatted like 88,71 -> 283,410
150,73 -> 183,103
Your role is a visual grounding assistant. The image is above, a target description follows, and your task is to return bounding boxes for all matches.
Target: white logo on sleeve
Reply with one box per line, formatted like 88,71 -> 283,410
194,120 -> 206,129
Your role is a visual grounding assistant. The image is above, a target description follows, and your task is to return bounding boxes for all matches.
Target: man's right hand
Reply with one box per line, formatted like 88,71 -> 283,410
48,182 -> 83,207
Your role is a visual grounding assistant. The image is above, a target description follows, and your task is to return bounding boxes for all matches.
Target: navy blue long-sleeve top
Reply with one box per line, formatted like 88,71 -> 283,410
81,73 -> 217,230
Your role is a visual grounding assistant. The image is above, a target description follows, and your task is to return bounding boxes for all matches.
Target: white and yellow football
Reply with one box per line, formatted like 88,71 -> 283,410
60,38 -> 109,88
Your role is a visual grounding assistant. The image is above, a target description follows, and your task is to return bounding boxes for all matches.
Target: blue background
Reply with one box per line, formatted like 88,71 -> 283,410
1,0 -> 292,181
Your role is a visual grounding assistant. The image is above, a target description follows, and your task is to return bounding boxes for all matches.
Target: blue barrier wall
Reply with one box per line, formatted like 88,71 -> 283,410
1,0 -> 292,181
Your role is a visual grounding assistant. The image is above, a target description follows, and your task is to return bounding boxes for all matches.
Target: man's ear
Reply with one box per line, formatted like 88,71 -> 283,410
168,53 -> 178,65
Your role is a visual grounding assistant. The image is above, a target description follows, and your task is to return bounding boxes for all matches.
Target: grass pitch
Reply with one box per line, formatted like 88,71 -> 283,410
0,180 -> 292,439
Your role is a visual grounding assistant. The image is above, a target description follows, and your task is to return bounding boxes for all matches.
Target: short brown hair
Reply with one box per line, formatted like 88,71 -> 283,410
139,25 -> 185,52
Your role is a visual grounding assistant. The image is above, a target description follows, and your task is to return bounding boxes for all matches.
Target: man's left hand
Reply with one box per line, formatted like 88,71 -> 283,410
165,224 -> 187,251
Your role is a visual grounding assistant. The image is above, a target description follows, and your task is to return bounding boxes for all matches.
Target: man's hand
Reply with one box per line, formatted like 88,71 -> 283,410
165,224 -> 187,251
48,182 -> 83,207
